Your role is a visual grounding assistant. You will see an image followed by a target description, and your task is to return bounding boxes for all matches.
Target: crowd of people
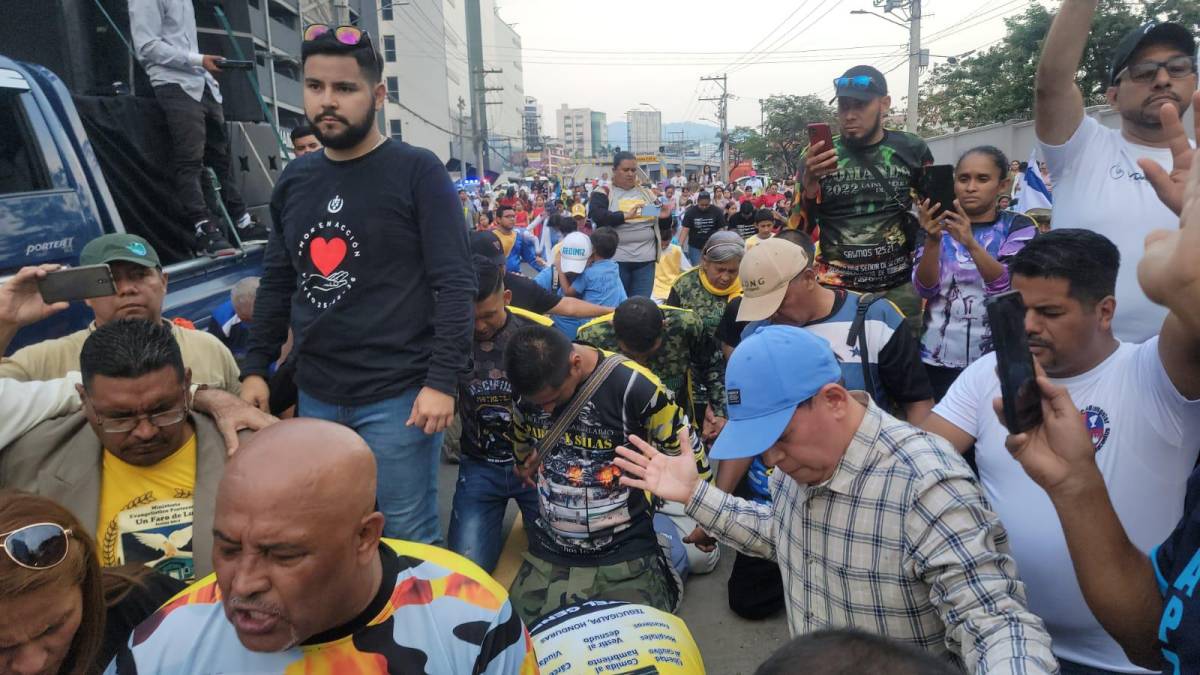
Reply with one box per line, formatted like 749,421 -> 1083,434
3,1 -> 1200,673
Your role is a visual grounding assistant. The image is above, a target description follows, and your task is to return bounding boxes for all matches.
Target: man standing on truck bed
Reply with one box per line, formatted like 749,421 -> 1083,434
129,0 -> 268,256
0,233 -> 242,394
239,27 -> 474,545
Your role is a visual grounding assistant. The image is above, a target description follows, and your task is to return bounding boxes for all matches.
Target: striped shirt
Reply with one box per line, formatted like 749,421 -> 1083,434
686,396 -> 1058,674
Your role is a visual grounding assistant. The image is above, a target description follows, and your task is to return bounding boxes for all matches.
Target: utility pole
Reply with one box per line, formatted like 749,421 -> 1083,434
700,73 -> 729,183
465,0 -> 503,175
851,0 -> 922,132
456,96 -> 467,178
332,0 -> 350,25
669,130 -> 685,180
906,0 -> 922,133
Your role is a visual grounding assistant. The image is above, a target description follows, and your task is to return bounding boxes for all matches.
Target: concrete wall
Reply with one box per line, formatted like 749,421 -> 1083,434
924,105 -> 1195,165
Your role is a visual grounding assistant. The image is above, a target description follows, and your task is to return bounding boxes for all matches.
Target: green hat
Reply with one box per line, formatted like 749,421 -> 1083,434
79,234 -> 160,268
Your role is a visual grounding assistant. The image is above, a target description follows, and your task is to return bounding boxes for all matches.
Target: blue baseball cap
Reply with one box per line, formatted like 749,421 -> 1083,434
710,324 -> 843,460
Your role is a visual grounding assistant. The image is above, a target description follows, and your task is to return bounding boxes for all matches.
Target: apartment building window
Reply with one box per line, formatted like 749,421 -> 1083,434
386,76 -> 399,100
383,35 -> 397,62
389,120 -> 403,140
381,1 -> 393,20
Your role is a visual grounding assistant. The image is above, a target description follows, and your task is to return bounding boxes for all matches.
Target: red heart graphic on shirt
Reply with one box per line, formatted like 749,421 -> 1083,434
310,237 -> 346,276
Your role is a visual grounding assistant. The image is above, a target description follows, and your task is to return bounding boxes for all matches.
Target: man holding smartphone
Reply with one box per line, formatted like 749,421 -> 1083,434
128,0 -> 267,256
801,65 -> 933,332
922,228 -> 1200,673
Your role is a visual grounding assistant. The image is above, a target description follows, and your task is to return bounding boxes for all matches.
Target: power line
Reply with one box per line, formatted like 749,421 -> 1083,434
730,0 -> 843,74
720,0 -> 816,72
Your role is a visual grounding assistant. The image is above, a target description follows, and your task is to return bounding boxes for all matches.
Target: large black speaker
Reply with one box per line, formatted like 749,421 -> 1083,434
0,0 -> 135,95
196,32 -> 266,123
194,0 -> 252,33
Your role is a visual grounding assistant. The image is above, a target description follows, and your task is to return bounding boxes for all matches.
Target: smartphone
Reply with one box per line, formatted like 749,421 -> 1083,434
640,202 -> 661,218
985,290 -> 1043,434
217,59 -> 255,71
806,123 -> 833,153
37,264 -> 117,303
918,164 -> 957,216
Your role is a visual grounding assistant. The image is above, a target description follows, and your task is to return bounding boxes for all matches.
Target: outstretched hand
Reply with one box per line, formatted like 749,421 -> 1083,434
993,375 -> 1100,496
613,428 -> 701,504
1136,93 -> 1200,216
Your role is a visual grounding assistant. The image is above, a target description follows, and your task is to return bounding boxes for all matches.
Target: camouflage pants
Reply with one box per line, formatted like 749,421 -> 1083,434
509,551 -> 681,625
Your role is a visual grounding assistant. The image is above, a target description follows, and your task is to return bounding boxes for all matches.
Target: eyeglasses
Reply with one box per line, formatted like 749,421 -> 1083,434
1117,55 -> 1197,83
88,391 -> 190,434
0,523 -> 73,570
834,75 -> 877,90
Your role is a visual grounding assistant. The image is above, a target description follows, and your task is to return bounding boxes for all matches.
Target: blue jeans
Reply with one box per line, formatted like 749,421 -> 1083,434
1057,659 -> 1154,675
618,260 -> 656,298
297,388 -> 442,544
447,457 -> 540,573
686,246 -> 703,266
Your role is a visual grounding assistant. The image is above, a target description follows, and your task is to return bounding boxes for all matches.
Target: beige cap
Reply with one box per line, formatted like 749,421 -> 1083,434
736,238 -> 810,322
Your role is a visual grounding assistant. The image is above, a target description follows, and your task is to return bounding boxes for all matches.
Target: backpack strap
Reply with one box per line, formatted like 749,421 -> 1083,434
846,293 -> 882,402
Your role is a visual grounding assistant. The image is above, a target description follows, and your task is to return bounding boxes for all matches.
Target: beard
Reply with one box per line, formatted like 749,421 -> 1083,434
1123,92 -> 1186,128
841,110 -> 884,148
309,106 -> 376,151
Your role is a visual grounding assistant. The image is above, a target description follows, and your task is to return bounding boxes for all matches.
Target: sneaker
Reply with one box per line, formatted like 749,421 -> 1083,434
194,220 -> 237,257
235,213 -> 270,243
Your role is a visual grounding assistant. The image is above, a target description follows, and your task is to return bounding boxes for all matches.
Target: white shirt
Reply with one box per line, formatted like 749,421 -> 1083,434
933,340 -> 1200,671
0,373 -> 81,448
1037,116 -> 1187,343
670,176 -> 686,188
128,0 -> 221,103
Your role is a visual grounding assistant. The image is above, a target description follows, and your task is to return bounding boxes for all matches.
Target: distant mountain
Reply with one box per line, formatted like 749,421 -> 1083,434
606,121 -> 721,150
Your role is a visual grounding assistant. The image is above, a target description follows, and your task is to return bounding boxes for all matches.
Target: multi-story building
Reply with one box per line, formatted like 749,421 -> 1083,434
626,109 -> 662,155
374,0 -> 523,170
523,96 -> 543,150
556,106 -> 608,159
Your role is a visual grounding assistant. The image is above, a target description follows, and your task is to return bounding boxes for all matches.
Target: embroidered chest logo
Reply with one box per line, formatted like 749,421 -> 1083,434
297,216 -> 360,309
1080,405 -> 1111,452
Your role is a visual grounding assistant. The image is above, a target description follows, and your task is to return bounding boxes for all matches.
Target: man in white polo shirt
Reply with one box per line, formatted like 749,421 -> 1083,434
1034,1 -> 1196,342
922,228 -> 1200,674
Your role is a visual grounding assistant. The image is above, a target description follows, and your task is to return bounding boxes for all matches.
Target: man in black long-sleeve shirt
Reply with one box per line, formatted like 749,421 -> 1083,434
240,30 -> 474,543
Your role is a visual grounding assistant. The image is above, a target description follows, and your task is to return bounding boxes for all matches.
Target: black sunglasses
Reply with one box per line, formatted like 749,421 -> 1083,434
0,522 -> 73,570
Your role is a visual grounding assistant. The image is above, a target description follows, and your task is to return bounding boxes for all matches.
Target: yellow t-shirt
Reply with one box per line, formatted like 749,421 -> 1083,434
745,234 -> 772,250
98,434 -> 198,581
653,244 -> 686,300
493,228 -> 517,257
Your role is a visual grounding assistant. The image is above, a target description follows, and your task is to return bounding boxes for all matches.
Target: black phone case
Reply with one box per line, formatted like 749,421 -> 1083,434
918,165 -> 957,215
37,265 -> 117,303
985,291 -> 1043,433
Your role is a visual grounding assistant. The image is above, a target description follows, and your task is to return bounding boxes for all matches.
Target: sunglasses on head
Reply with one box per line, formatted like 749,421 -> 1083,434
0,522 -> 73,570
1117,55 -> 1197,83
303,24 -> 371,45
834,75 -> 877,90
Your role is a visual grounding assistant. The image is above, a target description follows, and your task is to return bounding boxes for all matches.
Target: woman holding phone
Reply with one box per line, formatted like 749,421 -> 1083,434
914,146 -> 1038,400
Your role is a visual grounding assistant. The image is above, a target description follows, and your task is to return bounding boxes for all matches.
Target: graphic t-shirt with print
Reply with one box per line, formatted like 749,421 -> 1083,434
1152,464 -> 1200,673
98,435 -> 197,581
511,351 -> 700,566
915,211 -> 1037,369
812,130 -> 933,291
460,307 -> 552,465
106,540 -> 537,675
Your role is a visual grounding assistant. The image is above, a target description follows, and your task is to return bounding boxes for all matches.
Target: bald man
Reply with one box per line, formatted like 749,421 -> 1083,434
107,419 -> 537,674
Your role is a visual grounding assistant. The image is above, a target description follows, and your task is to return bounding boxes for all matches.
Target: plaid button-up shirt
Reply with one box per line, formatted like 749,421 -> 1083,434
688,398 -> 1059,674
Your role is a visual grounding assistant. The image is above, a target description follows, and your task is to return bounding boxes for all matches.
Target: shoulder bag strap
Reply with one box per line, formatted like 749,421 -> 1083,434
846,293 -> 881,402
844,146 -> 910,214
526,353 -> 630,472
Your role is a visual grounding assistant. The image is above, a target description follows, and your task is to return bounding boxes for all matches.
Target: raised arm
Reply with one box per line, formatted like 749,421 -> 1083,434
1034,0 -> 1095,144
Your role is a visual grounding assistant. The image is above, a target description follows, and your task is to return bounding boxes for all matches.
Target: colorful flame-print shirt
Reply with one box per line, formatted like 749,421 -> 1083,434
104,540 -> 537,675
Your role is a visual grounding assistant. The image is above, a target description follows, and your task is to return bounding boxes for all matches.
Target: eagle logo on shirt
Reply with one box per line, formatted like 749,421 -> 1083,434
1081,405 -> 1111,452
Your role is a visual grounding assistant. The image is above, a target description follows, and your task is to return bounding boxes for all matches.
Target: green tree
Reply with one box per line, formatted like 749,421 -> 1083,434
732,95 -> 835,178
918,0 -> 1196,133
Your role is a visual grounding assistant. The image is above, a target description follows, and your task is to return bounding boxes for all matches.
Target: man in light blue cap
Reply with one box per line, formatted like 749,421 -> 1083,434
614,324 -> 1059,673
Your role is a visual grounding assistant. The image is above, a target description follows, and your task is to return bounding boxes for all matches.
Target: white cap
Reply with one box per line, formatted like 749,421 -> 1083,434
559,232 -> 592,274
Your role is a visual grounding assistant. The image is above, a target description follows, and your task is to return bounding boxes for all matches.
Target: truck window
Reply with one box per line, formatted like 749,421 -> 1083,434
0,91 -> 51,195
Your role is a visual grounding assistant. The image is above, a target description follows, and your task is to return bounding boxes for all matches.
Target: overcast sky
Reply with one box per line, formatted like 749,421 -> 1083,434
497,0 -> 1035,135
